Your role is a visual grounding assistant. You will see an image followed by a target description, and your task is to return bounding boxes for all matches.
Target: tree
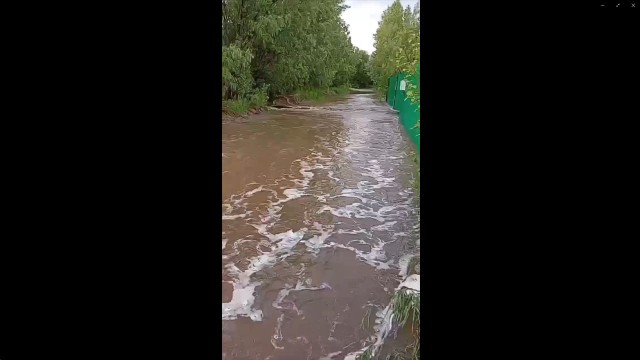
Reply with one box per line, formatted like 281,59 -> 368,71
221,0 -> 358,102
350,48 -> 373,88
369,0 -> 420,98
370,0 -> 420,131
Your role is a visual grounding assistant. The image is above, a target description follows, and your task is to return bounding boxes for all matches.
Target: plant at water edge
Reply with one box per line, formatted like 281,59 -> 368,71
331,85 -> 352,96
296,88 -> 327,101
391,289 -> 420,360
356,288 -> 421,360
223,98 -> 251,115
358,348 -> 374,360
249,84 -> 270,108
295,86 -> 352,102
222,84 -> 270,116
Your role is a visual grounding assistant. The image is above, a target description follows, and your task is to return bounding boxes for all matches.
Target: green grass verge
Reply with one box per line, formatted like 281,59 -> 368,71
222,98 -> 252,115
358,348 -> 375,360
222,88 -> 269,116
294,85 -> 351,102
357,287 -> 420,360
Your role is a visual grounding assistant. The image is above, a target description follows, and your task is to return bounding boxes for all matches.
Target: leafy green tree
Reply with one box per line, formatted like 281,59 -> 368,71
350,48 -> 373,88
370,0 -> 406,95
369,0 -> 420,98
222,44 -> 254,100
222,0 -> 358,104
370,0 -> 420,130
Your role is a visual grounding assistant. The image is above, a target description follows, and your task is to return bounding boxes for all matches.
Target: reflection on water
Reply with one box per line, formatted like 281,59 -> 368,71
222,94 -> 419,359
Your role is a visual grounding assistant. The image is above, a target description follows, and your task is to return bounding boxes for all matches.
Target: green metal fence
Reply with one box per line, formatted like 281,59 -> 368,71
386,65 -> 420,151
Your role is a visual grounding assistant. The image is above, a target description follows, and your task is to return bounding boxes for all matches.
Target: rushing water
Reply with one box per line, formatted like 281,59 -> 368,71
222,94 -> 420,360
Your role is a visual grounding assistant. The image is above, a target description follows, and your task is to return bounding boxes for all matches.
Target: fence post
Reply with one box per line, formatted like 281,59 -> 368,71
386,76 -> 390,103
392,75 -> 398,108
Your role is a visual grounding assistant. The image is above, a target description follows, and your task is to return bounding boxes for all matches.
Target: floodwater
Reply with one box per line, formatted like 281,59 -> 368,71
222,94 -> 420,360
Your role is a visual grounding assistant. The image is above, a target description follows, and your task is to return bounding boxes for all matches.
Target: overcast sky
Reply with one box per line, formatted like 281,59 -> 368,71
341,0 -> 415,54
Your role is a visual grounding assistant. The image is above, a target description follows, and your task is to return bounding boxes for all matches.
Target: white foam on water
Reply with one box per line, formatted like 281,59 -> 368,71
327,170 -> 341,182
398,254 -> 413,278
222,150 -> 339,223
346,274 -> 421,358
282,188 -> 305,199
369,178 -> 396,189
329,241 -> 393,270
316,203 -> 387,223
270,314 -> 285,350
244,185 -> 266,197
268,277 -> 333,349
222,212 -> 249,220
221,278 -> 262,322
272,284 -> 301,315
370,221 -> 397,232
335,191 -> 371,203
298,160 -> 315,184
336,228 -> 370,236
398,274 -> 420,292
362,240 -> 394,270
303,222 -> 335,253
252,225 -> 308,246
222,229 -> 306,321
222,136 -> 421,352
272,278 -> 332,315
223,182 -> 280,214
318,351 -> 344,360
223,204 -> 232,213
308,197 -> 418,271
344,351 -> 365,360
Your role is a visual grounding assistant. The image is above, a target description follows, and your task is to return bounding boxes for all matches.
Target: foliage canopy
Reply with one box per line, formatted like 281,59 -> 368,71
221,0 -> 373,105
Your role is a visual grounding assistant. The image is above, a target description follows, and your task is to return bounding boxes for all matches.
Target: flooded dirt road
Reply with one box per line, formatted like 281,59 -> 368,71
222,94 -> 420,360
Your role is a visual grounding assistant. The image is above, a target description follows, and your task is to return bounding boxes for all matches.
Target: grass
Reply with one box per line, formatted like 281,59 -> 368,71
223,85 -> 352,116
357,287 -> 421,360
294,85 -> 351,102
407,256 -> 420,275
361,305 -> 374,330
222,98 -> 252,115
392,289 -> 420,336
390,289 -> 420,360
222,88 -> 269,116
359,348 -> 375,360
332,85 -> 352,96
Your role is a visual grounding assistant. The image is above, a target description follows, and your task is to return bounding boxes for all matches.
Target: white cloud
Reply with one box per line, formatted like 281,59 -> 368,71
341,0 -> 415,54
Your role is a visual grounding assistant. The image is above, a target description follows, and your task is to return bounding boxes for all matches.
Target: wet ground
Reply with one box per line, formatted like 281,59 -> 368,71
222,93 -> 420,360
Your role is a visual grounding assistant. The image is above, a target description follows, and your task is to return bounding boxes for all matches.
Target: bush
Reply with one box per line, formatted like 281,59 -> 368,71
295,86 -> 351,101
249,85 -> 269,108
222,98 -> 251,115
222,44 -> 254,100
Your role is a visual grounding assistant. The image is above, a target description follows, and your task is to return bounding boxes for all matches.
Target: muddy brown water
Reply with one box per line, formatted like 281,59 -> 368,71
222,94 -> 420,360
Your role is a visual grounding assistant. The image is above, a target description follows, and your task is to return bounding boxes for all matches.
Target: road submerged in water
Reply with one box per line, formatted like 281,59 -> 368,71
222,93 -> 420,360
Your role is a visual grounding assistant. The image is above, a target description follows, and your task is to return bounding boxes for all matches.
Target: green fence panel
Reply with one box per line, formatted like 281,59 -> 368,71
387,64 -> 420,151
402,70 -> 420,150
393,72 -> 405,111
385,76 -> 393,104
386,75 -> 397,106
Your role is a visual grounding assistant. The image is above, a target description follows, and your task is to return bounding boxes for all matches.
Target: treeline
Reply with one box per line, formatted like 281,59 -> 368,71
369,0 -> 420,105
221,0 -> 372,113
